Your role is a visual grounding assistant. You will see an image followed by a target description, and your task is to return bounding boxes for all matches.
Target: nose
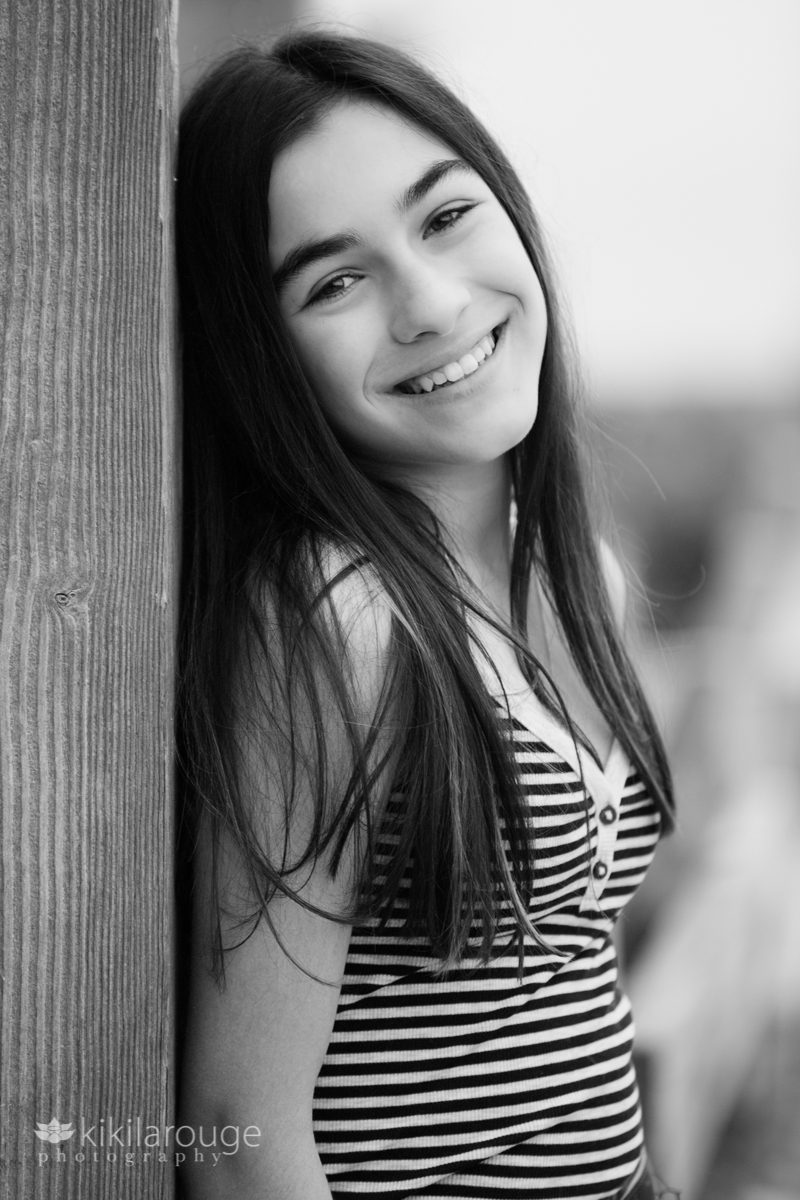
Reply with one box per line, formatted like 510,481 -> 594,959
387,255 -> 471,343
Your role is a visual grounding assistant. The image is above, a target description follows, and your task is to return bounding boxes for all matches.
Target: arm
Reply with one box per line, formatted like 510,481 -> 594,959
180,564 -> 392,1199
181,826 -> 350,1199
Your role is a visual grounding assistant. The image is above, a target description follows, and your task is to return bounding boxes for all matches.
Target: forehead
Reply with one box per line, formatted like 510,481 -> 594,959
267,102 -> 458,251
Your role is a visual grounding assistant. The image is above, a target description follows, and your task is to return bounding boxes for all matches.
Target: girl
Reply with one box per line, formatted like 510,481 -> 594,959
177,29 -> 674,1200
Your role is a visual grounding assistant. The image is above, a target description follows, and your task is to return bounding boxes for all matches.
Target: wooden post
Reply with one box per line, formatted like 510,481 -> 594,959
0,2 -> 178,1197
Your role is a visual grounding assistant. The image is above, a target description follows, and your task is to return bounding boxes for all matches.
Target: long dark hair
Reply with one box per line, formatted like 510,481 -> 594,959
176,29 -> 674,977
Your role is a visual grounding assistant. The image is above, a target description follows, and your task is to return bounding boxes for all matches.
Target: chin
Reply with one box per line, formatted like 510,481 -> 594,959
451,424 -> 536,467
486,407 -> 539,458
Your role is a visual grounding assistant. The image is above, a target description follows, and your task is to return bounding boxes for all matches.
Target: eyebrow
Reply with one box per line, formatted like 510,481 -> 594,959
272,157 -> 473,294
272,232 -> 361,295
398,158 -> 472,214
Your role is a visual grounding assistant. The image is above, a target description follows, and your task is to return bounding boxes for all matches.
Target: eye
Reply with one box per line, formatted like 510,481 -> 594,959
307,271 -> 361,306
424,203 -> 477,238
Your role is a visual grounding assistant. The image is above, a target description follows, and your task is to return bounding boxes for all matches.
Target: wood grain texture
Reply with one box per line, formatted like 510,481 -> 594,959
0,1 -> 178,1196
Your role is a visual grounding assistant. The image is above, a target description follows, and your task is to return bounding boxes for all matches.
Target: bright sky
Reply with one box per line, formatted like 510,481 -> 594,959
300,0 -> 800,403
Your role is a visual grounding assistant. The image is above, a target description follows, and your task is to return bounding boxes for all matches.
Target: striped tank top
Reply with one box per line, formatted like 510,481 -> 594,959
312,692 -> 661,1199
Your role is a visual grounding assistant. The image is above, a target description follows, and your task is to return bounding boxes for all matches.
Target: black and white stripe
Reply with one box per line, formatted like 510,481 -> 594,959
313,712 -> 661,1198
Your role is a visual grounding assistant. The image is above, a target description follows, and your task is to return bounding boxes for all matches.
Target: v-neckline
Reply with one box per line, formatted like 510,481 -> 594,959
496,683 -> 631,812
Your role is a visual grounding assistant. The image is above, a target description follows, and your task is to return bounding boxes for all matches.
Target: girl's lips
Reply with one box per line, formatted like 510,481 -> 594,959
394,323 -> 507,395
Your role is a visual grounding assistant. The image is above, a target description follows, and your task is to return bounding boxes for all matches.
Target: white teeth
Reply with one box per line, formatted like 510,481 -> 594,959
399,328 -> 500,394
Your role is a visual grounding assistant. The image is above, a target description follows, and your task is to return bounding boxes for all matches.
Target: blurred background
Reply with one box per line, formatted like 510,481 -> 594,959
179,2 -> 800,1196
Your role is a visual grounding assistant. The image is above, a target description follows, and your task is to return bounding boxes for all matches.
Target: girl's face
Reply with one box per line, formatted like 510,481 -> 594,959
268,101 -> 548,483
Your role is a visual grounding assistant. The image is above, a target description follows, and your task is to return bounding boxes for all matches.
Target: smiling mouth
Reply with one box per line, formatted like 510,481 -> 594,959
394,324 -> 505,395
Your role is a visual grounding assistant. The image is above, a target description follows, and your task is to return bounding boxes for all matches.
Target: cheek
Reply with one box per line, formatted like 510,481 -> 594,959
478,224 -> 545,320
494,243 -> 544,310
291,325 -> 364,416
288,322 -> 385,450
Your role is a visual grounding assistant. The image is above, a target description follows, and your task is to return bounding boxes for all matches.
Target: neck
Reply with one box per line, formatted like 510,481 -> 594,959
397,458 -> 514,610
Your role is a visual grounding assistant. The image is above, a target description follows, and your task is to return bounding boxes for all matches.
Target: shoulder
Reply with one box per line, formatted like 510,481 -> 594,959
233,539 -> 395,870
314,540 -> 392,639
246,536 -> 394,718
597,538 -> 628,631
303,541 -> 395,701
250,537 -> 393,647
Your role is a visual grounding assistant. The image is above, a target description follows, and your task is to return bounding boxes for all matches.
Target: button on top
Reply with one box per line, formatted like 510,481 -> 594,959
592,860 -> 609,880
599,804 -> 616,825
